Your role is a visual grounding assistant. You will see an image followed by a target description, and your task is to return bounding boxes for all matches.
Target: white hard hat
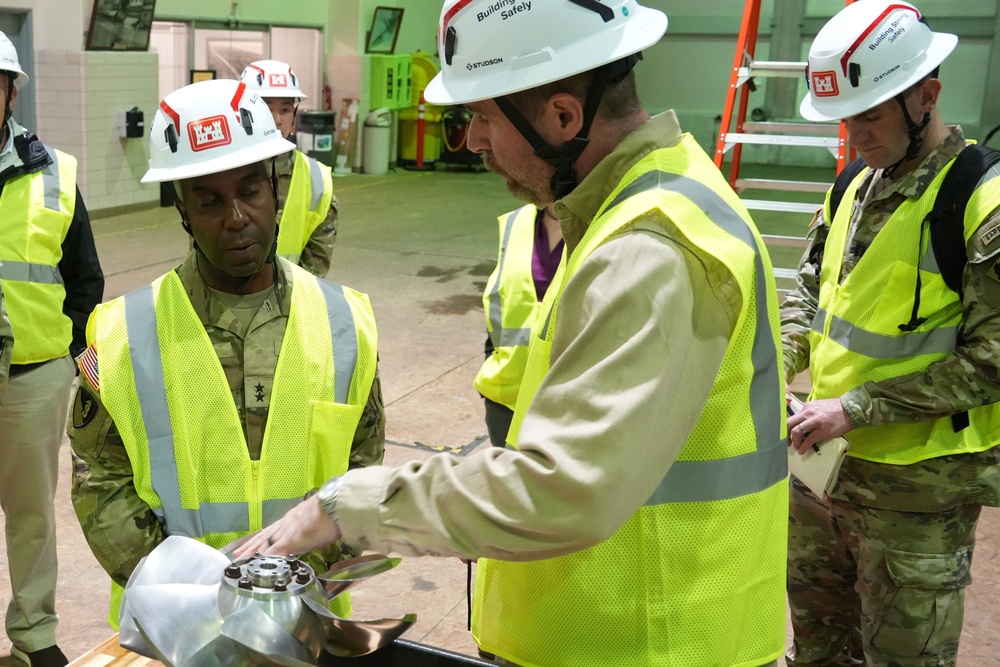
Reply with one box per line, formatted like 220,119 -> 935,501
239,60 -> 307,99
142,79 -> 295,183
800,0 -> 956,122
0,30 -> 29,89
424,0 -> 667,105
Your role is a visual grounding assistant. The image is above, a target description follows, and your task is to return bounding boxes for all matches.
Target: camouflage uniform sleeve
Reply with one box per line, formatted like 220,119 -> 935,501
0,283 -> 11,404
67,378 -> 166,587
298,195 -> 339,278
349,364 -> 386,468
842,203 -> 1000,427
780,208 -> 829,384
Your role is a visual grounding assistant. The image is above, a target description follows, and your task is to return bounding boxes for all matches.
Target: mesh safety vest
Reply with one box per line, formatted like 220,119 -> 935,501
0,147 -> 76,364
809,159 -> 1000,464
92,261 -> 377,626
474,206 -> 565,412
277,150 -> 334,265
472,136 -> 789,667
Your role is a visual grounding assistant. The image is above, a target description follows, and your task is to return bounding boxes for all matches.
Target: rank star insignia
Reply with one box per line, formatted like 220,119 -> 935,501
255,383 -> 265,402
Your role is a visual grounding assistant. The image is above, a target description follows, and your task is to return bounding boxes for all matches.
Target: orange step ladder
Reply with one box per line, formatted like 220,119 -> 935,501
714,0 -> 857,264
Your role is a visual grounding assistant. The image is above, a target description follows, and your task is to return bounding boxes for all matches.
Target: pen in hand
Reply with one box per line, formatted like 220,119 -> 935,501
786,398 -> 821,454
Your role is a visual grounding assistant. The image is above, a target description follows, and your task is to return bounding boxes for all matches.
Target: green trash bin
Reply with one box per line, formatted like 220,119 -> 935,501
295,110 -> 337,167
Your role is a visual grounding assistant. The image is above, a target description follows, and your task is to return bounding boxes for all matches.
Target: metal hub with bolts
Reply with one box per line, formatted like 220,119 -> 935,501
223,554 -> 313,594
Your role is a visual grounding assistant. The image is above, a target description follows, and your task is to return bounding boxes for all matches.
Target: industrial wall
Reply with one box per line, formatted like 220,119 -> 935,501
2,0 -> 997,213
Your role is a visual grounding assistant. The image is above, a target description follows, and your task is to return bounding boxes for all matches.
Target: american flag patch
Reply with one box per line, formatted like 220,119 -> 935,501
80,344 -> 99,392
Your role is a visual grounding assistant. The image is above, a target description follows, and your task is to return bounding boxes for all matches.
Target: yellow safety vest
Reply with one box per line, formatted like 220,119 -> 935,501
91,260 -> 377,627
0,147 -> 76,364
474,206 -> 565,411
809,157 -> 1000,464
472,136 -> 789,667
277,150 -> 334,266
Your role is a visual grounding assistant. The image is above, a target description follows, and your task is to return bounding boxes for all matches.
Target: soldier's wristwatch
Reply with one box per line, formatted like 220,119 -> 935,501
317,476 -> 342,527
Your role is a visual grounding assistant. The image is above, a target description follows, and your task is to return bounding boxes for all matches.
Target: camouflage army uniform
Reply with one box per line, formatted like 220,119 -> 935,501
68,251 -> 385,588
274,149 -> 338,277
781,127 -> 1000,667
0,279 -> 10,403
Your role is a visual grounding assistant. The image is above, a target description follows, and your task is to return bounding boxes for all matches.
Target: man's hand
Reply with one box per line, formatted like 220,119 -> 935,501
787,397 -> 853,455
232,496 -> 342,559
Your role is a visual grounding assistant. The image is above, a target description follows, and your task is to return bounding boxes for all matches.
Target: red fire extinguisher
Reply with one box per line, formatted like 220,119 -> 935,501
322,84 -> 333,111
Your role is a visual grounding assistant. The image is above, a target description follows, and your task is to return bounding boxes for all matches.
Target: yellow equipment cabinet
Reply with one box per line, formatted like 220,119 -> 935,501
369,54 -> 412,111
398,52 -> 444,164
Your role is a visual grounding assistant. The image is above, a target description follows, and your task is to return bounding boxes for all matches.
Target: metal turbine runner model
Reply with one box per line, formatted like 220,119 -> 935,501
118,536 -> 416,667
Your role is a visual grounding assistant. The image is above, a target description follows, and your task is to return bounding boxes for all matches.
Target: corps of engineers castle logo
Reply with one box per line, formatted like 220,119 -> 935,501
188,115 -> 232,152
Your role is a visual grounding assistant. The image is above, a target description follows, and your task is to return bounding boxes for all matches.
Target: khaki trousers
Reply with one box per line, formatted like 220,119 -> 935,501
0,356 -> 74,650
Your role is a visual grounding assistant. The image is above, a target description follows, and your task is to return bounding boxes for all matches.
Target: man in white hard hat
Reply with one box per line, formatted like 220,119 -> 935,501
239,60 -> 338,277
239,2 -> 789,666
781,2 -> 1000,665
0,30 -> 104,667
67,78 -> 385,629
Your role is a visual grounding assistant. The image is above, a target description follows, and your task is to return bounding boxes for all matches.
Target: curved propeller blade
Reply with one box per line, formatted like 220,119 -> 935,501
316,554 -> 401,599
127,583 -> 225,667
180,636 -> 246,667
120,536 -> 231,655
218,533 -> 256,560
301,595 -> 416,657
221,604 -> 315,664
129,536 -> 232,587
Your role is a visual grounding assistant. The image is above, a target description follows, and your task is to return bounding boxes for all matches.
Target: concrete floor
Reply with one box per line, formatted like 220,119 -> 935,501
0,165 -> 998,666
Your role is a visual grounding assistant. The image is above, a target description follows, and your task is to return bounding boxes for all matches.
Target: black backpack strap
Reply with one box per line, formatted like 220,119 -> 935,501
926,144 -> 1000,432
928,144 -> 1000,298
829,157 -> 868,221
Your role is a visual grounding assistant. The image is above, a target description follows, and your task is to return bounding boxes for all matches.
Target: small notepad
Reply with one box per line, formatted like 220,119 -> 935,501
786,395 -> 850,502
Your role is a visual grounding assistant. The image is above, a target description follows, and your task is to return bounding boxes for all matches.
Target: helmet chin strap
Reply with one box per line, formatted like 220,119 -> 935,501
493,54 -> 641,201
2,75 -> 15,144
882,92 -> 930,179
266,158 -> 279,265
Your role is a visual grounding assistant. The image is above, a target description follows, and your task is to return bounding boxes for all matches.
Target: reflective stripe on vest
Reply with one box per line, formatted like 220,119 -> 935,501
42,147 -> 62,211
811,307 -> 958,359
306,156 -> 325,212
487,209 -> 534,350
277,151 -> 332,265
0,144 -> 76,364
564,170 -> 786,504
123,279 -> 360,537
316,278 -> 358,405
0,261 -> 63,284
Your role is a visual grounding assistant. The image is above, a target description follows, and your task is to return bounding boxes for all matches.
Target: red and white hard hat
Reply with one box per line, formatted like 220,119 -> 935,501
800,0 -> 956,122
239,60 -> 307,100
142,79 -> 295,183
0,30 -> 29,89
424,0 -> 667,105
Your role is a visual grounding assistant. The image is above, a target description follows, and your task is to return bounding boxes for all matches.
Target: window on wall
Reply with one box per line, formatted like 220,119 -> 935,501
149,22 -> 190,104
270,27 -> 322,110
147,23 -> 323,111
194,29 -> 269,80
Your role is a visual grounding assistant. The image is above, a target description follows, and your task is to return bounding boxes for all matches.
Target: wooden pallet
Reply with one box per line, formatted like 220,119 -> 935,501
67,636 -> 159,667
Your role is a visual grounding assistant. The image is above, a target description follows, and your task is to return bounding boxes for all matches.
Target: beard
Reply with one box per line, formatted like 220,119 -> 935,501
482,152 -> 552,207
